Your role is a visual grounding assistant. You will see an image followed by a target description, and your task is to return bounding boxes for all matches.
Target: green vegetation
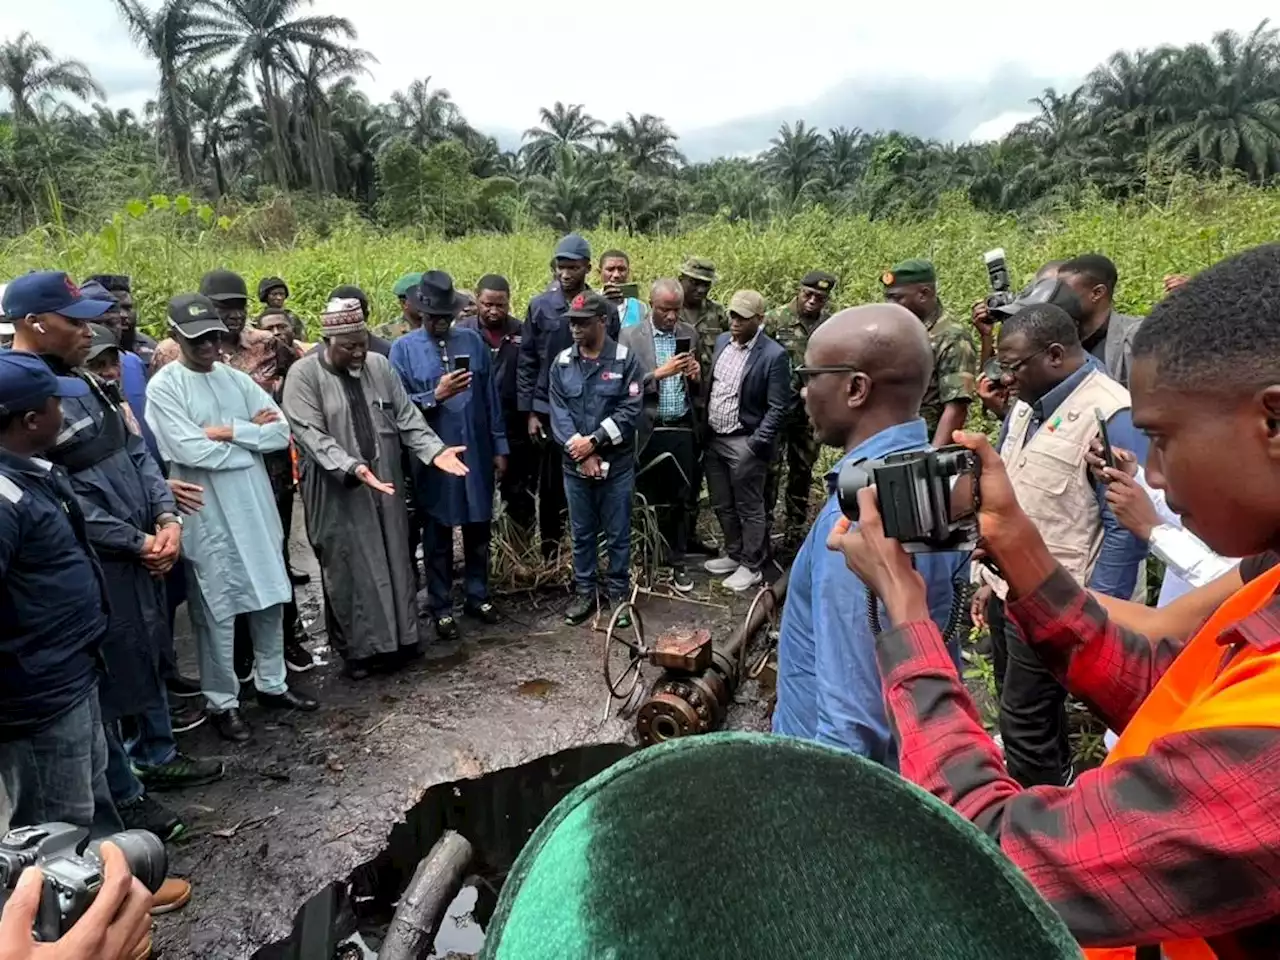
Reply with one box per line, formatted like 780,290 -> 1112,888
3,179 -> 1276,340
6,8 -> 1280,235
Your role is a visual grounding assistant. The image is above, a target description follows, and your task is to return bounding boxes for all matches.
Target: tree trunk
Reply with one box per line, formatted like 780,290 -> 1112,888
378,831 -> 474,960
260,60 -> 291,189
211,138 -> 227,197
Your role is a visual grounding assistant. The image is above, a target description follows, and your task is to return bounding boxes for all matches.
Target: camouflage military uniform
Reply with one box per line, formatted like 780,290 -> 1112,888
920,309 -> 977,439
681,299 -> 728,376
765,300 -> 829,538
373,317 -> 413,341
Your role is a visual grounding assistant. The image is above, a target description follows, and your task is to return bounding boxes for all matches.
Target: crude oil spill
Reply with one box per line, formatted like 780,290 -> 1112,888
252,742 -> 632,959
515,678 -> 558,697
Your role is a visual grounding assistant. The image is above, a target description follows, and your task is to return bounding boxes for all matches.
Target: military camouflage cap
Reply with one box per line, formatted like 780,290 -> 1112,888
393,272 -> 424,298
800,270 -> 837,292
679,257 -> 717,283
727,290 -> 767,319
882,259 -> 937,288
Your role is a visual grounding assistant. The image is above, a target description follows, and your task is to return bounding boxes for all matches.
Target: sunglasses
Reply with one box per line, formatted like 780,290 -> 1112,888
794,364 -> 861,385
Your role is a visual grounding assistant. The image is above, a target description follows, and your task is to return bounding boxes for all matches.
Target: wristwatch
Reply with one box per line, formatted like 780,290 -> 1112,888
157,513 -> 183,528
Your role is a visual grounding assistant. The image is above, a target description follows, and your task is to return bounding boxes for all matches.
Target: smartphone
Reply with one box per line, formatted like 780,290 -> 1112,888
453,355 -> 471,374
675,335 -> 693,356
619,282 -> 640,300
1095,407 -> 1116,469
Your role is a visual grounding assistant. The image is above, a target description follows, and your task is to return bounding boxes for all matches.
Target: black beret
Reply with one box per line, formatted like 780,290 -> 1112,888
801,271 -> 837,292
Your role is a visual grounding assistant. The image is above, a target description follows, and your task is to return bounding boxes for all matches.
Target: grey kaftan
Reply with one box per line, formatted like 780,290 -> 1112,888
282,351 -> 445,659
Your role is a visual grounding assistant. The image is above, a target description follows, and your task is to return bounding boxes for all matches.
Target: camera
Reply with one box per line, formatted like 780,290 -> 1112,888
983,248 -> 1014,311
836,446 -> 981,553
0,823 -> 166,942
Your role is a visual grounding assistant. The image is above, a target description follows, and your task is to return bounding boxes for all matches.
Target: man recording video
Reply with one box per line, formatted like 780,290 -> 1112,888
827,243 -> 1280,957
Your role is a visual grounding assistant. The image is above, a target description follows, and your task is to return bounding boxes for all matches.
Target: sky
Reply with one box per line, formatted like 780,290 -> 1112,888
6,1 -> 1278,160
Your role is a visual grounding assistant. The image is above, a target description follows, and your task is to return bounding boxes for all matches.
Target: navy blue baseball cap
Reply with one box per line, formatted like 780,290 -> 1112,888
554,233 -> 591,262
2,272 -> 112,321
0,351 -> 89,415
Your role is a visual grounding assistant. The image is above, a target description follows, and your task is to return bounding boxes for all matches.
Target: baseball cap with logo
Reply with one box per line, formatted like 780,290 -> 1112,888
2,271 -> 112,321
85,324 -> 121,362
0,351 -> 89,415
564,291 -> 611,321
167,293 -> 229,339
727,290 -> 767,319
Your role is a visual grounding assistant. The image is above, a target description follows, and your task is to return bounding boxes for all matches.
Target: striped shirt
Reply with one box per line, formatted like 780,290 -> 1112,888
652,327 -> 687,421
708,328 -> 761,434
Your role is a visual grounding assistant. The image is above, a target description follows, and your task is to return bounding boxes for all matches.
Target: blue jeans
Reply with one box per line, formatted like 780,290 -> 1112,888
0,690 -> 123,838
104,698 -> 178,805
564,465 -> 635,601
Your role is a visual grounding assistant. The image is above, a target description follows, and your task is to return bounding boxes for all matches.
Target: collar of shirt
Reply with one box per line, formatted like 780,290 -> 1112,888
730,326 -> 762,352
922,305 -> 944,333
1030,355 -> 1104,423
571,338 -> 618,363
653,326 -> 676,343
0,448 -> 52,478
1080,312 -> 1112,355
824,419 -> 932,496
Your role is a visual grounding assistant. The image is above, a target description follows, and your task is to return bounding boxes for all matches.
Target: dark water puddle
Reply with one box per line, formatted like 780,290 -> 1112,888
252,742 -> 632,959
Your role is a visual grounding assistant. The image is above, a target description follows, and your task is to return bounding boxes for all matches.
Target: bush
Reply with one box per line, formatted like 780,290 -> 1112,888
4,179 -> 1280,340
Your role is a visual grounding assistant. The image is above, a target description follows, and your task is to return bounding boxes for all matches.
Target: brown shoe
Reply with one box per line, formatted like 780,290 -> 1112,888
150,876 -> 192,915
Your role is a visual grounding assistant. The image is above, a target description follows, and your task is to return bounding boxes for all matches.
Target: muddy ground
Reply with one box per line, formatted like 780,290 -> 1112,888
154,510 -> 771,959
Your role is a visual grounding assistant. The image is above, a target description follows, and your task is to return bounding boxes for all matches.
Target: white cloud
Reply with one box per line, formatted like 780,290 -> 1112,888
969,110 -> 1037,143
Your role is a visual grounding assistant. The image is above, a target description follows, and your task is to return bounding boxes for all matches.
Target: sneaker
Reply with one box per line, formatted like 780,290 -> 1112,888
608,604 -> 632,630
564,594 -> 597,626
118,793 -> 186,843
165,674 -> 202,699
150,877 -> 192,915
435,616 -> 461,642
671,568 -> 695,593
169,700 -> 206,734
704,556 -> 738,575
136,753 -> 225,791
283,636 -> 317,673
288,565 -> 311,586
722,565 -> 763,593
464,601 -> 501,625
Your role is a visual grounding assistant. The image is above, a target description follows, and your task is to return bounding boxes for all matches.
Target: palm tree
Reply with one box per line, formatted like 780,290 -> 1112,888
606,112 -> 683,176
1155,21 -> 1280,181
286,45 -> 372,193
824,125 -> 870,193
209,0 -> 359,188
525,143 -> 609,230
0,32 -> 104,124
112,0 -> 236,186
521,102 -> 602,175
389,77 -> 459,150
186,66 -> 248,196
762,120 -> 828,207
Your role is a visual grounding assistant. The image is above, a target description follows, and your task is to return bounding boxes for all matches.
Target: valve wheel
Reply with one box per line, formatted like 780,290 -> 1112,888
602,601 -> 647,700
741,584 -> 780,677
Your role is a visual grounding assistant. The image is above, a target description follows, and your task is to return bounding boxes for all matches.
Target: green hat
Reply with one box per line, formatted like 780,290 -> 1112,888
882,258 -> 937,288
679,256 -> 717,283
392,272 -> 424,298
483,733 -> 1079,959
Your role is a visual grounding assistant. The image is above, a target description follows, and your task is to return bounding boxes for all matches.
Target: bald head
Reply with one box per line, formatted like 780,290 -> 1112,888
803,305 -> 935,449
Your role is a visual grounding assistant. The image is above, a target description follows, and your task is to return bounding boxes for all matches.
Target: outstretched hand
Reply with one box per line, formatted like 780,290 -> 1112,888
433,446 -> 469,477
354,465 -> 395,496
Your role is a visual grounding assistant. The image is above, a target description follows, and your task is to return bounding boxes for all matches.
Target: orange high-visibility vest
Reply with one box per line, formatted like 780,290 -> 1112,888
1083,562 -> 1280,960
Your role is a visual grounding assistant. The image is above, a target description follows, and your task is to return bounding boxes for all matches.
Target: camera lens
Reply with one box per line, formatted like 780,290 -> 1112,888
87,831 -> 167,894
836,461 -> 875,521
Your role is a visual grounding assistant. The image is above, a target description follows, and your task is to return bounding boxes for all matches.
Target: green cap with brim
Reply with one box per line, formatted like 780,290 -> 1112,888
882,258 -> 937,288
482,733 -> 1081,960
393,272 -> 424,298
680,256 -> 717,283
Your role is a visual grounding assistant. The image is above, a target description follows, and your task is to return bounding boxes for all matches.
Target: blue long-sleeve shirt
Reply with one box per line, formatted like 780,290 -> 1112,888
772,419 -> 969,766
997,359 -> 1149,599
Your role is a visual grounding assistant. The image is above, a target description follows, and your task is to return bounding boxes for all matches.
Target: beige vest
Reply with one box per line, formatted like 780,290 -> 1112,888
997,368 -> 1132,588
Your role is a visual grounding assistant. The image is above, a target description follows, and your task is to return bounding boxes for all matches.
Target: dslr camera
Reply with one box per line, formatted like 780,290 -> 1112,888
983,248 -> 1014,311
0,823 -> 166,942
837,446 -> 981,553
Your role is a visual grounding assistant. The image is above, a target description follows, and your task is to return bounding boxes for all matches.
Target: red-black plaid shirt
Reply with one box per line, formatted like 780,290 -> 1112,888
878,565 -> 1280,956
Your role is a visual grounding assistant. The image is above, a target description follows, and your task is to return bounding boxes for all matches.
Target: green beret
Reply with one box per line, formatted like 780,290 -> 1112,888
801,270 -> 837,292
483,733 -> 1079,959
882,258 -> 937,288
679,256 -> 716,283
392,272 -> 424,298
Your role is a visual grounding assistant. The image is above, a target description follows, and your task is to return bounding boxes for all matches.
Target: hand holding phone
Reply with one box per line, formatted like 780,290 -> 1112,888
452,354 -> 471,374
1094,408 -> 1116,470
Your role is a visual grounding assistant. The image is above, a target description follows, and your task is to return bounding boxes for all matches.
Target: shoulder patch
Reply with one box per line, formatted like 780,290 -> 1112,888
615,344 -> 630,359
0,475 -> 23,505
557,347 -> 573,365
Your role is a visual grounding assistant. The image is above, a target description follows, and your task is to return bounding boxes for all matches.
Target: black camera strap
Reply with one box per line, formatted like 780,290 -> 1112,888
865,568 -> 972,647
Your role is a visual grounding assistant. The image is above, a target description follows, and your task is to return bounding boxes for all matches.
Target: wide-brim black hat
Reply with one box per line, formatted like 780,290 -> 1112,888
410,269 -> 467,317
483,733 -> 1080,959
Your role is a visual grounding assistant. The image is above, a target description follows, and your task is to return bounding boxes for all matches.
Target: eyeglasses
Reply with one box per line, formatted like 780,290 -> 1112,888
996,347 -> 1048,377
794,365 -> 861,385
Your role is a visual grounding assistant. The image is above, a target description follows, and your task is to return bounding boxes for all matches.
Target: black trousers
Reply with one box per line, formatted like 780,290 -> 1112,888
500,411 -> 538,537
638,421 -> 697,567
424,520 -> 491,619
533,414 -> 567,559
988,594 -> 1070,788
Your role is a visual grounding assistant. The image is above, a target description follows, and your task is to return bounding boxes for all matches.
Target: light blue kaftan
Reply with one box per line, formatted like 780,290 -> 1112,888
144,361 -> 292,623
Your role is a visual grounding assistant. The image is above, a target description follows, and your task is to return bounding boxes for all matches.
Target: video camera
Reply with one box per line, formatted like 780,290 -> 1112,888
983,249 -> 1014,311
0,823 -> 166,942
836,446 -> 981,553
